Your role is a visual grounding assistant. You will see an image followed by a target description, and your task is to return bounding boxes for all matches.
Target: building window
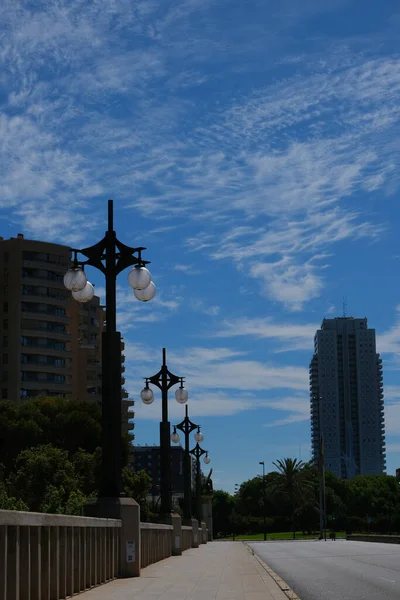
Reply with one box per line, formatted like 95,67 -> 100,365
2,389 -> 7,399
2,371 -> 7,382
3,336 -> 8,348
3,319 -> 8,331
3,303 -> 8,313
3,354 -> 8,365
3,286 -> 8,297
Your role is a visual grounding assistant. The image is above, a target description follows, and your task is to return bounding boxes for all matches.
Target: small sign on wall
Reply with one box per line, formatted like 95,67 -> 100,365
175,535 -> 181,549
126,540 -> 136,563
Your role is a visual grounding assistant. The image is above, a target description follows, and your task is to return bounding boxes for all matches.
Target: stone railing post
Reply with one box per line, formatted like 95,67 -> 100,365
85,497 -> 140,578
171,513 -> 182,556
117,498 -> 141,578
191,518 -> 199,549
201,522 -> 207,544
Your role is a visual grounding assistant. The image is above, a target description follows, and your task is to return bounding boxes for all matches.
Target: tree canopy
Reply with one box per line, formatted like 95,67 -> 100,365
0,397 -> 151,516
213,458 -> 400,537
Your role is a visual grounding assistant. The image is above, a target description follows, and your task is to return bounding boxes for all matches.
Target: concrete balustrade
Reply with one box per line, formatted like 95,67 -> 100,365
182,525 -> 193,551
0,509 -> 121,600
0,509 -> 209,599
140,522 -> 173,568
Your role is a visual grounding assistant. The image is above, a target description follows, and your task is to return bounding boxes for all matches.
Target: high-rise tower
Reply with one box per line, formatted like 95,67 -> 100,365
310,317 -> 385,479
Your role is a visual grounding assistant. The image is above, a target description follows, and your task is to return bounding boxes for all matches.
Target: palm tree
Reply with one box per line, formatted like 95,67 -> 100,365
270,458 -> 315,539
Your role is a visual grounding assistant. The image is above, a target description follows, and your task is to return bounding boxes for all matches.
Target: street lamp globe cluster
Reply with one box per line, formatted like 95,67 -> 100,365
140,377 -> 188,406
64,264 -> 156,303
63,268 -> 95,303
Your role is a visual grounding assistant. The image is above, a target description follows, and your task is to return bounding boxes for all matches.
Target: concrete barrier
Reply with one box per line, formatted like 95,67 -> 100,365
347,534 -> 400,544
0,509 -> 121,600
1,508 -> 209,598
140,522 -> 173,568
182,525 -> 193,551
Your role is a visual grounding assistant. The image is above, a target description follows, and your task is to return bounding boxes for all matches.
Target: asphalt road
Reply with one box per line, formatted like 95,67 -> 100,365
249,540 -> 400,600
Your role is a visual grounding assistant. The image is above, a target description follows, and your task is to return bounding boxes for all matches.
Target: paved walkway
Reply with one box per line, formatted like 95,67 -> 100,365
83,541 -> 289,600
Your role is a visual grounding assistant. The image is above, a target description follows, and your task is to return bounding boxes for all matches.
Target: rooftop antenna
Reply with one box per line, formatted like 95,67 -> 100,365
342,297 -> 347,318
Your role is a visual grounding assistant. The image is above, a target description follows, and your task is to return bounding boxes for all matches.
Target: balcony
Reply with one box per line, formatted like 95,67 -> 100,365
21,320 -> 71,337
87,361 -> 101,371
20,380 -> 71,393
20,360 -> 72,373
21,337 -> 71,353
22,288 -> 70,305
22,272 -> 65,290
22,252 -> 70,269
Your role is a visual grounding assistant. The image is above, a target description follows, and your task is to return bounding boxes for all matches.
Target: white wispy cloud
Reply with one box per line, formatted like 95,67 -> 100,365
214,317 -> 317,351
1,2 -> 399,313
125,342 -> 309,419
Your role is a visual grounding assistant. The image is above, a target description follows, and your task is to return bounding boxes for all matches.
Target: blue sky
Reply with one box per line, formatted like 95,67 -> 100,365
2,0 -> 400,492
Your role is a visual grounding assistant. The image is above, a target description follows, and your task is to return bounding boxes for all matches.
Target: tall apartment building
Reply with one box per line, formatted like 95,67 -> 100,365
0,235 -> 133,442
310,317 -> 385,479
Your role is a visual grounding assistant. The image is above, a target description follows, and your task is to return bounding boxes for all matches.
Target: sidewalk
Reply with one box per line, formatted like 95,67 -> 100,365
82,541 -> 290,600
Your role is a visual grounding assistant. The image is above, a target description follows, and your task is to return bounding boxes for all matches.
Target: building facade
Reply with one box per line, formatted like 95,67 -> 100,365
0,234 -> 133,441
310,317 -> 385,479
134,445 -> 197,508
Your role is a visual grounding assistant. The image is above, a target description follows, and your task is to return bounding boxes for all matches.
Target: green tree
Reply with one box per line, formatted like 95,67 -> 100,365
123,467 -> 153,521
293,502 -> 320,534
7,444 -> 79,513
212,490 -> 235,537
270,458 -> 314,538
0,398 -> 103,477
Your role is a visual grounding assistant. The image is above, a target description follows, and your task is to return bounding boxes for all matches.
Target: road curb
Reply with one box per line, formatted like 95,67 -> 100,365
243,542 -> 302,600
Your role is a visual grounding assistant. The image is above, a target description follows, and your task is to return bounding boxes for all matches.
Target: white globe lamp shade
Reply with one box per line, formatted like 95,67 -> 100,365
128,266 -> 152,291
171,431 -> 180,444
72,281 -> 94,303
204,455 -> 211,465
175,386 -> 188,404
141,387 -> 154,405
194,430 -> 204,443
134,282 -> 156,302
64,268 -> 87,292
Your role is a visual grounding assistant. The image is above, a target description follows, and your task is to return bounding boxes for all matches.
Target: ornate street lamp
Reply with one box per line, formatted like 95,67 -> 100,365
64,200 -> 155,502
190,442 -> 211,523
171,406 -> 203,520
141,348 -> 188,516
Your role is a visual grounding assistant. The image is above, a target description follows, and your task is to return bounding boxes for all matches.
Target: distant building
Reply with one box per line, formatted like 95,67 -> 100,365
310,317 -> 385,479
396,468 -> 400,483
0,234 -> 133,443
134,445 -> 197,508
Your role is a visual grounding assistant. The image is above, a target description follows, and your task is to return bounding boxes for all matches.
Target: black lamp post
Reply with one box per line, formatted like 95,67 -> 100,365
140,348 -> 188,517
190,442 -> 210,522
63,200 -> 155,502
171,406 -> 203,520
171,405 -> 204,519
259,461 -> 267,541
